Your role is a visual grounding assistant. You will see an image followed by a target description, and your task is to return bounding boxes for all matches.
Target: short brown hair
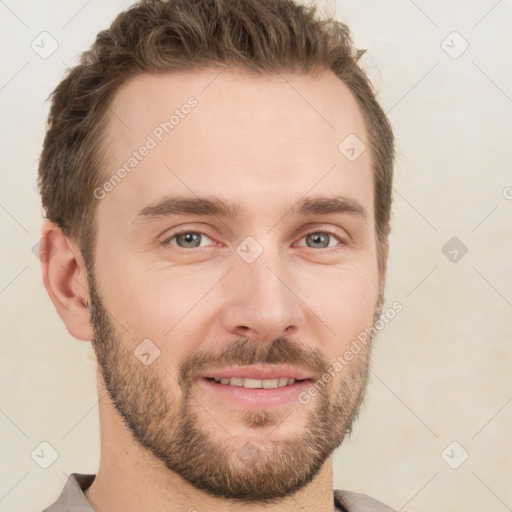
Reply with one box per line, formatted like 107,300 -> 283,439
38,0 -> 394,270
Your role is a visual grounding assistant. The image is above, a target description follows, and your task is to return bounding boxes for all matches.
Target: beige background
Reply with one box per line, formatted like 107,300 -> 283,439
1,0 -> 511,511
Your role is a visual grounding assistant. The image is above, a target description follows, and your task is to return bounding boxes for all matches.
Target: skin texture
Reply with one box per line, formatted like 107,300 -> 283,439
40,67 -> 388,512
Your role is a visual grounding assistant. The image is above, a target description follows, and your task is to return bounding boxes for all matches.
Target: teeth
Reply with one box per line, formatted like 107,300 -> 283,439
214,377 -> 298,388
262,379 -> 278,389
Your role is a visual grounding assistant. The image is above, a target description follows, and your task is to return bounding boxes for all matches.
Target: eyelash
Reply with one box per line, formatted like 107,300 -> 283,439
162,227 -> 345,253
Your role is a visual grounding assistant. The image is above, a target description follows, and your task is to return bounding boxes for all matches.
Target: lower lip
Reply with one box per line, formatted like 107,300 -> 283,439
198,378 -> 313,409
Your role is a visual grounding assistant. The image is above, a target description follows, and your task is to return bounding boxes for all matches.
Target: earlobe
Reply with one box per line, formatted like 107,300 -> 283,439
40,220 -> 94,342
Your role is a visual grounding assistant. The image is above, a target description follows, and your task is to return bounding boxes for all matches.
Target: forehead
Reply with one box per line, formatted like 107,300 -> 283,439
98,67 -> 373,227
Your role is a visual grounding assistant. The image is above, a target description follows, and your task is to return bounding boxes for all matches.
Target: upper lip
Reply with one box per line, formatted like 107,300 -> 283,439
202,365 -> 313,381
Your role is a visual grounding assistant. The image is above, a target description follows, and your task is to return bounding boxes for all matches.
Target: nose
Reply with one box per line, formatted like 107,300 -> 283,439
218,247 -> 305,343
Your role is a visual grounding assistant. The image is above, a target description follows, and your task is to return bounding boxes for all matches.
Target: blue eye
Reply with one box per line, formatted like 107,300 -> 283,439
164,231 -> 214,249
162,228 -> 343,252
299,231 -> 341,249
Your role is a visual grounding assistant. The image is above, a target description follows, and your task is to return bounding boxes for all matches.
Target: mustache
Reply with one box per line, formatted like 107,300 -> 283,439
178,337 -> 330,388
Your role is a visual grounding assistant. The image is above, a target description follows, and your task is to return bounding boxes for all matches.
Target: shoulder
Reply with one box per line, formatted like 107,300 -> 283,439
41,473 -> 96,512
334,489 -> 397,512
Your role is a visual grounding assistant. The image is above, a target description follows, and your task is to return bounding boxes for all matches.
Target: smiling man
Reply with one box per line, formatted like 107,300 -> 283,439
38,1 -> 396,511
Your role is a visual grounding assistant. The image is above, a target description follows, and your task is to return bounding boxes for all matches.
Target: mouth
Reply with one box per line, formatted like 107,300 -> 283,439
198,366 -> 314,409
206,376 -> 300,389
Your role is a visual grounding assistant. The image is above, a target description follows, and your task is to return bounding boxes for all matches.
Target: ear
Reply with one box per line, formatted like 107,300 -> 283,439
377,238 -> 389,312
39,220 -> 94,342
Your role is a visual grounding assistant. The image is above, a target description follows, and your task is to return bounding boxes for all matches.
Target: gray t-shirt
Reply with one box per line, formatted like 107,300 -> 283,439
42,473 -> 397,512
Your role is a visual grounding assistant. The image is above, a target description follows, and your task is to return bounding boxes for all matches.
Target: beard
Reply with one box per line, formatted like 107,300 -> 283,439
86,267 -> 376,504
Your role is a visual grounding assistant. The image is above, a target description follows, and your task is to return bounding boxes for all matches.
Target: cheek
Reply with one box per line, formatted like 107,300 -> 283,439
95,257 -> 227,365
93,253 -> 191,346
299,263 -> 379,349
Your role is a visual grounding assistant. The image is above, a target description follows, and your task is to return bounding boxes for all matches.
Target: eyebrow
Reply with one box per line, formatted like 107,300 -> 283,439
134,194 -> 368,223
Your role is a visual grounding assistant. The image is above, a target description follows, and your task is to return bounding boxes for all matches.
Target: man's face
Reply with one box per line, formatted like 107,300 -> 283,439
87,68 -> 383,502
